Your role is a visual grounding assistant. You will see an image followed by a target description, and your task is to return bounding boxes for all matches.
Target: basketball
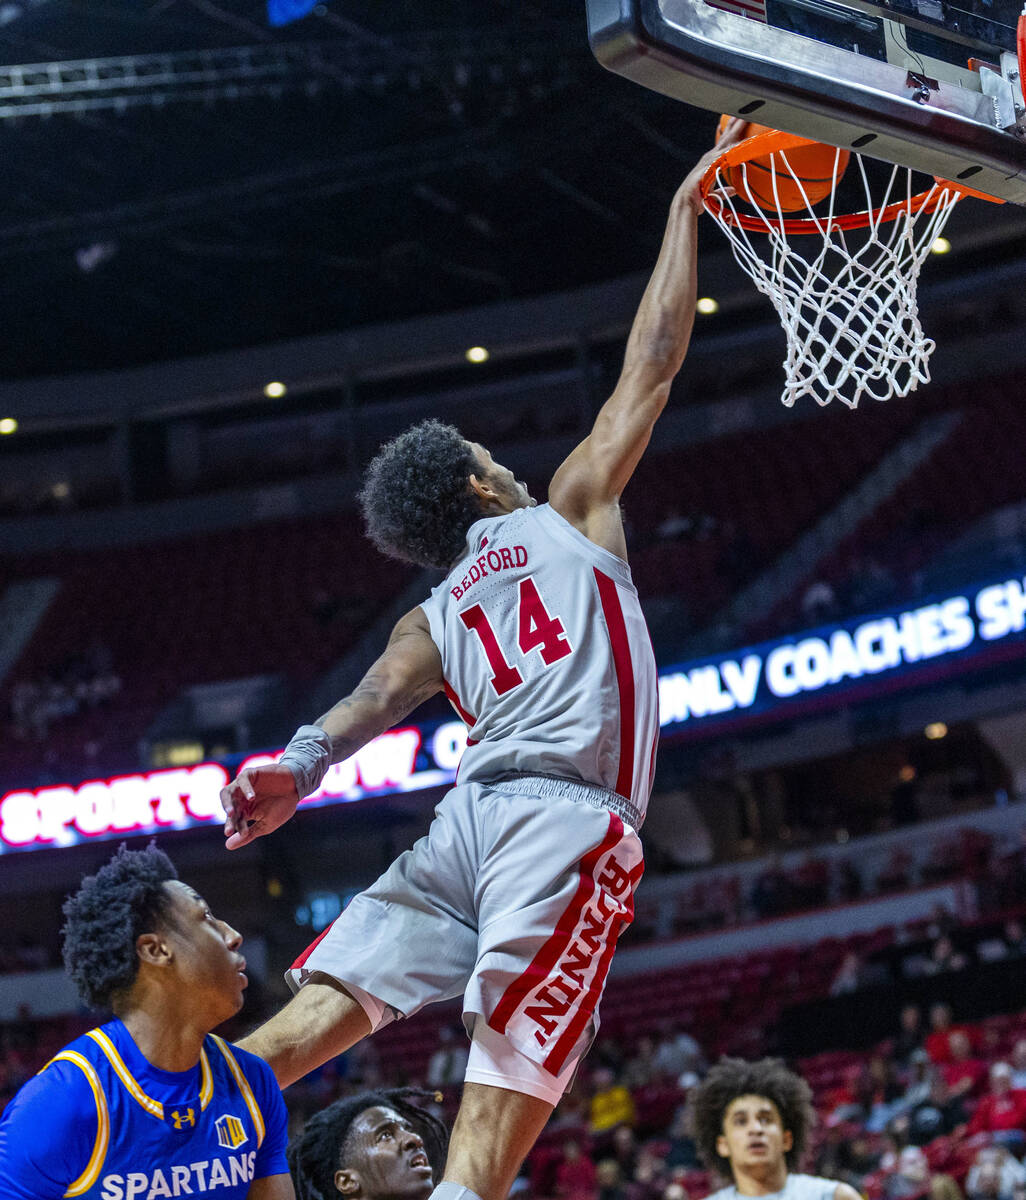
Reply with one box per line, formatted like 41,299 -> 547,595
717,114 -> 850,212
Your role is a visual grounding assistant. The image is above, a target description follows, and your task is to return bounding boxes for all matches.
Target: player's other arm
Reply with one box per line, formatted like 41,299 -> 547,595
221,606 -> 442,849
548,120 -> 745,555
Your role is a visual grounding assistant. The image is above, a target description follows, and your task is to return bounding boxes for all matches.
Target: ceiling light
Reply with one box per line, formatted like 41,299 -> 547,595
0,418 -> 17,435
696,297 -> 719,315
924,722 -> 948,740
263,381 -> 287,399
930,237 -> 951,255
465,346 -> 490,364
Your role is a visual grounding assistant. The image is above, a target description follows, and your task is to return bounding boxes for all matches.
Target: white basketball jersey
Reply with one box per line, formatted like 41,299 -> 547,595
420,503 -> 659,820
705,1175 -> 839,1200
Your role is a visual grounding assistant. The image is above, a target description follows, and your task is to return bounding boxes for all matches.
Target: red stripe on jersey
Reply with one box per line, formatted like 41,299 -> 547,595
488,813 -> 623,1035
594,568 -> 636,801
444,681 -> 476,727
290,917 -> 339,971
543,857 -> 642,1075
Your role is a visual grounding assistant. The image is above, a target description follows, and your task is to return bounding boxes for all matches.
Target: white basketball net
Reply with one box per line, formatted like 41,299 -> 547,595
705,148 -> 962,409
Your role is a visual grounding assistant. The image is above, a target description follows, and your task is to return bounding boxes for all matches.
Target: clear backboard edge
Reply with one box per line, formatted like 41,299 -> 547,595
588,0 -> 1026,203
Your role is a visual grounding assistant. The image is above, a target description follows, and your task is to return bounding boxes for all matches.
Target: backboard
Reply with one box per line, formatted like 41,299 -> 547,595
586,0 -> 1026,202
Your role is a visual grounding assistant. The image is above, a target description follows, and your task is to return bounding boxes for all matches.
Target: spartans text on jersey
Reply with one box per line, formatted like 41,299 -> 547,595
99,1150 -> 256,1198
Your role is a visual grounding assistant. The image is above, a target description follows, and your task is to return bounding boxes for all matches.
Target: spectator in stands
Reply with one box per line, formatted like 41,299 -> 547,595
925,1003 -> 962,1063
894,1049 -> 934,1115
425,1026 -> 470,1089
610,1125 -> 639,1180
894,1005 -> 926,1065
977,921 -> 1026,963
589,1067 -> 636,1134
967,1158 -> 1006,1200
966,1148 -> 1026,1200
624,1036 -> 659,1089
802,579 -> 839,626
655,505 -> 717,543
830,952 -> 863,996
927,937 -> 970,975
556,1138 -> 598,1200
900,1074 -> 968,1145
942,1031 -> 988,1099
966,1062 -> 1026,1145
1010,1041 -> 1026,1091
287,1088 -> 449,1200
635,1140 -> 670,1197
664,1103 -> 701,1170
884,1145 -> 932,1200
651,1024 -> 705,1083
596,1159 -> 630,1200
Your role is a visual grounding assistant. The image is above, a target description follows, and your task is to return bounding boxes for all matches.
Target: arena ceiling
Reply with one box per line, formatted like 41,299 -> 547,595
2,1 -> 1026,382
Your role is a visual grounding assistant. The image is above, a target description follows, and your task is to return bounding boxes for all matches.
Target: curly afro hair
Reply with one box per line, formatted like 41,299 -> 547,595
61,842 -> 178,1012
358,419 -> 484,569
287,1088 -> 450,1200
690,1057 -> 815,1178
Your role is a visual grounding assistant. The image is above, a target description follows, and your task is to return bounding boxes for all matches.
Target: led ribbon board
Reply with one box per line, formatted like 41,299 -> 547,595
658,570 -> 1026,734
2,567 -> 1025,853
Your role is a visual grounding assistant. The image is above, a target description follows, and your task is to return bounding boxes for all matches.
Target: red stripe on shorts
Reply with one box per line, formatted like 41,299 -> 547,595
290,916 -> 339,972
594,568 -> 636,801
489,812 -> 624,1036
543,858 -> 643,1074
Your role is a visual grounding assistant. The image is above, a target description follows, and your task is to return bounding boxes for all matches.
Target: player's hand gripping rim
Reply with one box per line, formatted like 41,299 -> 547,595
679,116 -> 746,213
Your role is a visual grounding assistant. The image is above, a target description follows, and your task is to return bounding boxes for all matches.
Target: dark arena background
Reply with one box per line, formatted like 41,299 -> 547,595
4,1 -> 1026,1195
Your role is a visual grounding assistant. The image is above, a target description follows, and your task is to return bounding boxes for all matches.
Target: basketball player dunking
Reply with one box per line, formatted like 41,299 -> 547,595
691,1059 -> 862,1200
219,120 -> 746,1200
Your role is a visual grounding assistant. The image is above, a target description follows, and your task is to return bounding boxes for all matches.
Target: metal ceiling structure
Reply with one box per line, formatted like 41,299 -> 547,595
0,0 -> 1023,383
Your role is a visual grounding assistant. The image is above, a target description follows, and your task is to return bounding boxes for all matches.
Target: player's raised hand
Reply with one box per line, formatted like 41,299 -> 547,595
679,116 -> 747,212
220,764 -> 300,851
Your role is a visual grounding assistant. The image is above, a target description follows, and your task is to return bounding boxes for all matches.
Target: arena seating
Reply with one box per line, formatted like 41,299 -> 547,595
767,392 -> 1026,636
0,510 -> 418,784
625,407 -> 921,634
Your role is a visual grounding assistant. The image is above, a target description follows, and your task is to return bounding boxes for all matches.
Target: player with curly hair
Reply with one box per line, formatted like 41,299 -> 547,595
691,1058 -> 860,1200
288,1088 -> 448,1200
0,843 -> 292,1199
220,121 -> 747,1200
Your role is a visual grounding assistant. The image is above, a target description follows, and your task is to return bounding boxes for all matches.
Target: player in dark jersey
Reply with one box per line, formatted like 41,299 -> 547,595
220,121 -> 746,1200
288,1088 -> 448,1200
691,1058 -> 861,1200
0,844 -> 292,1199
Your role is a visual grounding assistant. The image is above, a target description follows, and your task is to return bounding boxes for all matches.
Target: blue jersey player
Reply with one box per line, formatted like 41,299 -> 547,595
0,844 -> 292,1199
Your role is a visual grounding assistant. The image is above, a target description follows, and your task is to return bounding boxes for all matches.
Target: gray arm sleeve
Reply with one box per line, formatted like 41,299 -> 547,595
278,725 -> 333,799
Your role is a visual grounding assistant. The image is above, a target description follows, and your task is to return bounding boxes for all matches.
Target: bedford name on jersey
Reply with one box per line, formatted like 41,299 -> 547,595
450,544 -> 528,600
99,1150 -> 256,1199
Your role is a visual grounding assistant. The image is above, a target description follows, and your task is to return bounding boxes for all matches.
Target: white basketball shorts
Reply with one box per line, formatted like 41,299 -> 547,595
286,775 -> 643,1080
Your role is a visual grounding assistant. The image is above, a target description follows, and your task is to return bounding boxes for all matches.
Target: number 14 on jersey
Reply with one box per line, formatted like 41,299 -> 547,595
460,577 -> 573,696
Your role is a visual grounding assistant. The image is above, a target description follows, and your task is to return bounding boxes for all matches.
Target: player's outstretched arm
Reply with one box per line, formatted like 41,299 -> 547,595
221,606 -> 443,850
548,118 -> 745,555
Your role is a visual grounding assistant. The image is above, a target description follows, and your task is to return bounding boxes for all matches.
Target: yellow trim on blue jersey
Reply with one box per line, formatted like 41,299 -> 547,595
86,1029 -> 164,1119
210,1036 -> 265,1147
42,1051 -> 110,1197
199,1046 -> 214,1110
